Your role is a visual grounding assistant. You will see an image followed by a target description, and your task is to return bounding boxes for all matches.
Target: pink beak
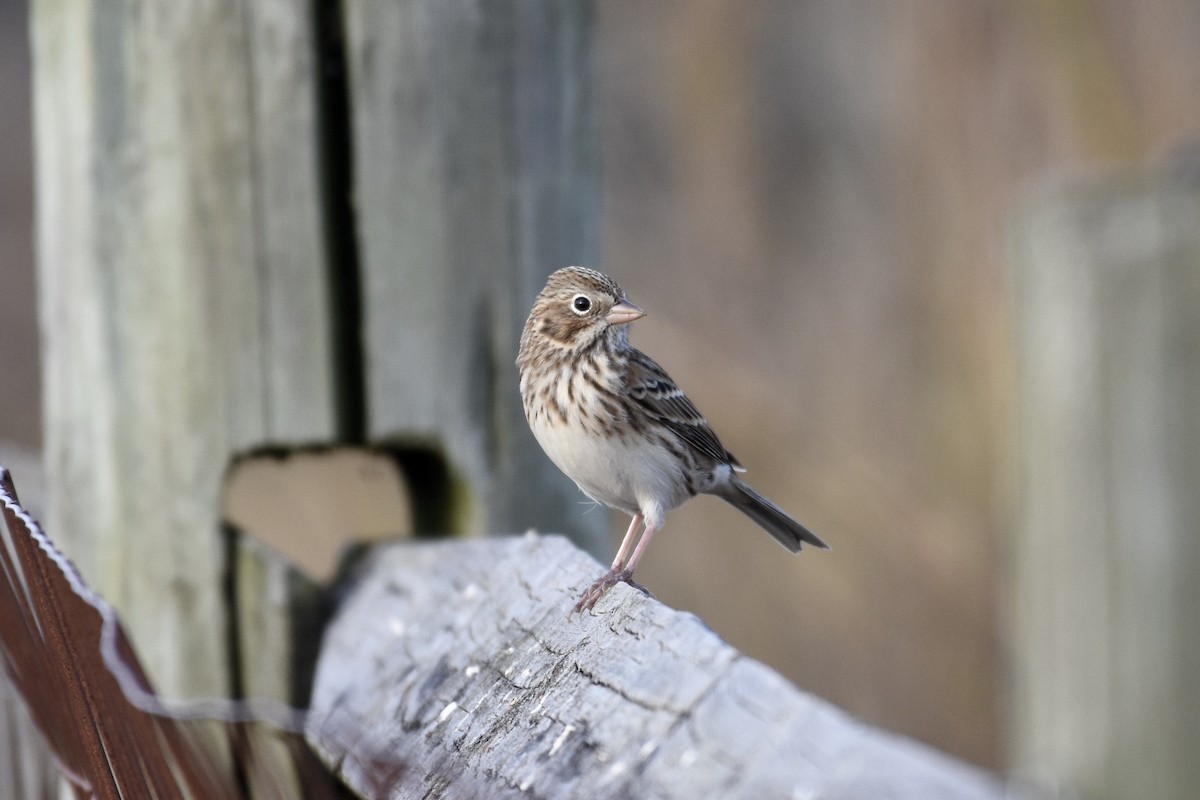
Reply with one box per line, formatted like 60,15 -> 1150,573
606,300 -> 646,325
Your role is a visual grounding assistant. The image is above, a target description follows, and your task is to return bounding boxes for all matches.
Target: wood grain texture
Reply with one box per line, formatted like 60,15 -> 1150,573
32,0 -> 336,699
1011,155 -> 1200,800
233,535 -> 329,800
308,535 -> 1005,799
0,684 -> 55,800
343,0 -> 606,552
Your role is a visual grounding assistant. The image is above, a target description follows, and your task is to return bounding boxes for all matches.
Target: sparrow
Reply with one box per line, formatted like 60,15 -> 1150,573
517,267 -> 828,612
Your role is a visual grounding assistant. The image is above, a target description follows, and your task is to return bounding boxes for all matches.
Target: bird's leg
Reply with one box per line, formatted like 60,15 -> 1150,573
624,522 -> 658,575
574,518 -> 657,614
610,514 -> 643,571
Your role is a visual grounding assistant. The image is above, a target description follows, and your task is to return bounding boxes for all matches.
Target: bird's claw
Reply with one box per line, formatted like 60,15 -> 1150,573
572,568 -> 653,616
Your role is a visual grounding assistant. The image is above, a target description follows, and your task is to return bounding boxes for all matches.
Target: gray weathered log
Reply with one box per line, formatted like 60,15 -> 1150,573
343,0 -> 606,553
1010,152 -> 1200,800
307,535 -> 1005,799
32,0 -> 335,700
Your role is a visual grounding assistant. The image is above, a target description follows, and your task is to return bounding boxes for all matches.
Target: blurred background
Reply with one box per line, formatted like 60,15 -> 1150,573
3,0 -> 1200,784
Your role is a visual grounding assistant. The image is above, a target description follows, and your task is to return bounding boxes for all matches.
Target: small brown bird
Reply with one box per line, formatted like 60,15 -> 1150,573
517,267 -> 828,613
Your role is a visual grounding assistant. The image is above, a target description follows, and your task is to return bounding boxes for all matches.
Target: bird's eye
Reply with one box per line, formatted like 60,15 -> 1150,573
571,294 -> 592,315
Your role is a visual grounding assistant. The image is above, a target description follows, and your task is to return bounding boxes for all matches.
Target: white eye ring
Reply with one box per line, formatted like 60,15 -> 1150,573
571,294 -> 592,315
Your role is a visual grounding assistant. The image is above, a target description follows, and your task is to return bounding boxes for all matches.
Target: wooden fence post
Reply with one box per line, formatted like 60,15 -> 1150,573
32,0 -> 337,701
343,0 -> 605,551
27,3 -> 603,794
32,0 -> 602,690
1010,152 -> 1200,800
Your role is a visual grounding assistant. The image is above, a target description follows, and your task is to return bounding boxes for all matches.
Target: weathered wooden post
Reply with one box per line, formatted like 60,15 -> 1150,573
343,0 -> 602,538
25,0 -> 602,794
33,0 -> 338,700
1010,151 -> 1200,800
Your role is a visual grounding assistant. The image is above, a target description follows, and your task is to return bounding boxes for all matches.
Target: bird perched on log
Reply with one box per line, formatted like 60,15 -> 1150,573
517,267 -> 828,613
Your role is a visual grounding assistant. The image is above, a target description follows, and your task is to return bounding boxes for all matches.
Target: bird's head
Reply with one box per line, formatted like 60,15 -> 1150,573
526,266 -> 645,353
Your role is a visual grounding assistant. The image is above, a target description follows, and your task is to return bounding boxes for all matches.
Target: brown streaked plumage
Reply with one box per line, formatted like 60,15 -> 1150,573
517,266 -> 828,613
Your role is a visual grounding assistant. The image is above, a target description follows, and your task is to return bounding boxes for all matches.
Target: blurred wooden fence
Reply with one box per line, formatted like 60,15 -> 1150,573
22,0 -> 1199,797
0,468 -> 344,800
17,0 -> 602,796
32,0 -> 601,695
1011,151 -> 1200,800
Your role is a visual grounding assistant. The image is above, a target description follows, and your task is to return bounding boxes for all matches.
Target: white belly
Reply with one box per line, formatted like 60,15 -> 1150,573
528,413 -> 687,528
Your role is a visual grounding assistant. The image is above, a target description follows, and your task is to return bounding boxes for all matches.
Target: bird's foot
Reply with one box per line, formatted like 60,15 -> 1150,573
572,568 -> 652,615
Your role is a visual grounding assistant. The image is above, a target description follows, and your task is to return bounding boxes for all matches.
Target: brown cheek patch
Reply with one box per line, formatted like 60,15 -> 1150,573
539,318 -> 563,342
540,310 -> 591,346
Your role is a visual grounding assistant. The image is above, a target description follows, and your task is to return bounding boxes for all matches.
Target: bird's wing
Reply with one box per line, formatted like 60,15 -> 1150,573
626,349 -> 744,470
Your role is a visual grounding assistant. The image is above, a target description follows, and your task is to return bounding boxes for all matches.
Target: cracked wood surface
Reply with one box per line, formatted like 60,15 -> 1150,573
307,535 -> 1005,799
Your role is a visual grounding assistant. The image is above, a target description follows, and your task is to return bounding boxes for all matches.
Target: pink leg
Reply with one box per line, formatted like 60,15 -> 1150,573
624,522 -> 658,575
573,516 -> 657,615
610,514 -> 643,570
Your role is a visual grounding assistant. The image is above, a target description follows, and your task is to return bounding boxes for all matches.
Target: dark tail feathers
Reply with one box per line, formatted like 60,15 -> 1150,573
717,479 -> 829,553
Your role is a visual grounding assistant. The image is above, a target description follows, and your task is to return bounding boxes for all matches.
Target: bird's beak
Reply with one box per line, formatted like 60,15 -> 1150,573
606,300 -> 646,325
